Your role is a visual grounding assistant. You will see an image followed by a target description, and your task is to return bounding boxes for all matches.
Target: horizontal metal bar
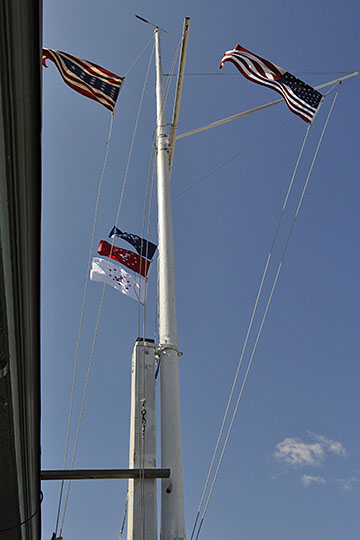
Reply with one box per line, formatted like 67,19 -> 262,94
176,71 -> 359,140
41,468 -> 170,481
175,99 -> 283,140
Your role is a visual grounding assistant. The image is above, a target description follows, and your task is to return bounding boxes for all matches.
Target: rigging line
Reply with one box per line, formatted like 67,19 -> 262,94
141,354 -> 147,540
194,92 -> 339,540
174,118 -> 292,202
139,159 -> 157,534
124,34 -> 155,77
134,38 -> 180,527
164,37 -> 182,107
58,45 -> 156,537
119,490 -> 129,539
123,44 -> 156,540
115,44 -> 155,227
138,150 -> 156,341
322,80 -> 345,98
137,40 -> 181,531
136,37 -> 181,336
135,39 -> 179,521
153,157 -> 160,346
141,36 -> 181,335
54,111 -> 114,536
137,146 -> 155,336
155,34 -> 182,137
175,72 -> 356,142
164,71 -> 355,76
143,158 -> 157,340
0,492 -> 43,533
138,349 -> 145,540
59,267 -> 108,536
189,120 -> 311,540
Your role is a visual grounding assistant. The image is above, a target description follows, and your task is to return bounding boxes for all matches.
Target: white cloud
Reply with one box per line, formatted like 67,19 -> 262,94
274,433 -> 347,468
301,474 -> 326,486
308,432 -> 348,457
336,477 -> 358,491
274,437 -> 324,467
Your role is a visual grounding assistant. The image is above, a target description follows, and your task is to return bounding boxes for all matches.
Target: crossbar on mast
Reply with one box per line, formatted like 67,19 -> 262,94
41,469 -> 170,480
176,71 -> 359,140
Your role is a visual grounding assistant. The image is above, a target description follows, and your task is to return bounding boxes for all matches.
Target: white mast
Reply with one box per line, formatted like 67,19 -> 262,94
154,26 -> 186,540
127,339 -> 157,540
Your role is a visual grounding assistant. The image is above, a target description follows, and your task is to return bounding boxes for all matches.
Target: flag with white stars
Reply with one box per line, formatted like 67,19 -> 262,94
220,44 -> 322,122
90,257 -> 146,303
108,226 -> 157,261
97,240 -> 151,277
42,48 -> 124,112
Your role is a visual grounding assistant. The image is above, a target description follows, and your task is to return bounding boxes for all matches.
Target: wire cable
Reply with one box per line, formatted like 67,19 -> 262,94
137,147 -> 155,336
164,70 -> 355,76
119,490 -> 129,539
57,43 -> 155,537
54,111 -> 114,536
0,492 -> 43,533
192,91 -> 339,540
138,38 -> 181,538
124,35 -> 155,78
189,118 -> 311,540
173,118 -> 292,201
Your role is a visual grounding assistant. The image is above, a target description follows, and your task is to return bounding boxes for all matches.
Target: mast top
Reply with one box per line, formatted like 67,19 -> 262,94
135,14 -> 168,33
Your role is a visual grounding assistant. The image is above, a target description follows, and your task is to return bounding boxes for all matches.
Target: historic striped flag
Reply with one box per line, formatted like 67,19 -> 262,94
42,48 -> 124,111
219,44 -> 322,123
90,257 -> 145,303
108,226 -> 157,261
97,240 -> 151,277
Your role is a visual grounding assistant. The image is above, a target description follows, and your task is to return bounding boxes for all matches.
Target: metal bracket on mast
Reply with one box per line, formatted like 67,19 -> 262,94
155,344 -> 183,358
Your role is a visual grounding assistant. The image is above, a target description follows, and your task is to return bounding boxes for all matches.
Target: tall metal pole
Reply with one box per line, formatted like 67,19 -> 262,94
154,27 -> 186,540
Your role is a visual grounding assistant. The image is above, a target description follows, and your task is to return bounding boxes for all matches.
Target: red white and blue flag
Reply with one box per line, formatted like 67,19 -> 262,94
97,240 -> 151,277
219,44 -> 322,123
42,48 -> 124,112
108,226 -> 157,261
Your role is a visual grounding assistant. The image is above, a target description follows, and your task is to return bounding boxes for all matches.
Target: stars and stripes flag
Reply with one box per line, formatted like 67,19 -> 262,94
90,257 -> 146,303
108,226 -> 157,261
42,48 -> 124,112
219,44 -> 322,123
97,240 -> 151,277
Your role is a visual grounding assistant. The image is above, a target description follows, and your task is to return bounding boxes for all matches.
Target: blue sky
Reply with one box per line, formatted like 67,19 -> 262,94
41,1 -> 360,538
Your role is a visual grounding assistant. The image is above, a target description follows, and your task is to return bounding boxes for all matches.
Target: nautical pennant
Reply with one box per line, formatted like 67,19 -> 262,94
97,240 -> 151,277
90,257 -> 145,303
108,226 -> 157,261
219,44 -> 322,122
42,48 -> 124,111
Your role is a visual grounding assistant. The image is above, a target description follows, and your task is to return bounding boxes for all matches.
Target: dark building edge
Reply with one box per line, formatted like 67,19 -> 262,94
0,1 -> 42,539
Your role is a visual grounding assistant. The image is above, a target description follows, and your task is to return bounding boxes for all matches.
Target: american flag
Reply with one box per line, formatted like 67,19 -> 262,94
219,44 -> 322,123
42,48 -> 124,112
